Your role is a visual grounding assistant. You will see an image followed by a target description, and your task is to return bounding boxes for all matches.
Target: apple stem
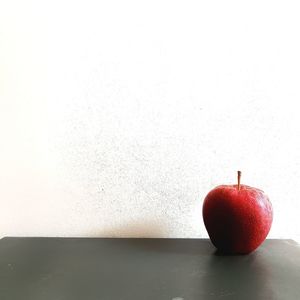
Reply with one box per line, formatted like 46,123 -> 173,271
237,171 -> 241,190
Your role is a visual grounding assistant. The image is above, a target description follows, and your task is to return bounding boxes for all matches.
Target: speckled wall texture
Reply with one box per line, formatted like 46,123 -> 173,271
1,1 -> 300,242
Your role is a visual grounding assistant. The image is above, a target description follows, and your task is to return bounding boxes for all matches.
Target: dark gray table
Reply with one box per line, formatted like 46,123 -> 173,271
0,238 -> 299,300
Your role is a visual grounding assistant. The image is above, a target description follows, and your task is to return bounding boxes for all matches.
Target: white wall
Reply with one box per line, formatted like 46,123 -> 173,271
1,1 -> 300,241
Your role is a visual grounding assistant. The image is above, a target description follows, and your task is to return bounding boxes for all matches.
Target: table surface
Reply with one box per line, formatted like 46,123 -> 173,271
0,238 -> 299,300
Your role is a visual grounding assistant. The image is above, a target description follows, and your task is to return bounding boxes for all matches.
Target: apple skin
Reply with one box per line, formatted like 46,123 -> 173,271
203,184 -> 273,254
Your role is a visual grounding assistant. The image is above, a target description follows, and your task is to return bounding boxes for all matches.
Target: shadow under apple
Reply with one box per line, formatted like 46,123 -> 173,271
196,248 -> 274,299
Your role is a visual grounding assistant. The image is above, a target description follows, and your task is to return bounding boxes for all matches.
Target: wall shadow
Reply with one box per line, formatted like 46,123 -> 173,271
88,219 -> 168,238
87,220 -> 215,255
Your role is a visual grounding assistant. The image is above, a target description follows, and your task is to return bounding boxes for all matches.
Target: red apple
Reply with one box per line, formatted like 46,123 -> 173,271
202,171 -> 273,254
